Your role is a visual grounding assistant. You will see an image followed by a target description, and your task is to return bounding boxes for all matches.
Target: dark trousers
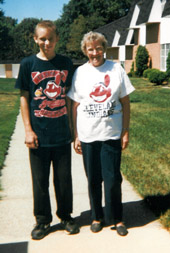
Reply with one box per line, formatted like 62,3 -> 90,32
29,143 -> 73,224
81,140 -> 123,225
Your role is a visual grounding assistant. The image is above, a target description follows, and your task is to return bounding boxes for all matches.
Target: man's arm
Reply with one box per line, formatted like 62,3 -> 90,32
66,96 -> 73,138
20,90 -> 38,149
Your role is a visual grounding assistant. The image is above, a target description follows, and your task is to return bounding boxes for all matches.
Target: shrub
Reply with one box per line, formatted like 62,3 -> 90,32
128,71 -> 136,77
143,68 -> 152,78
148,69 -> 168,85
128,72 -> 133,77
128,61 -> 136,77
135,46 -> 149,76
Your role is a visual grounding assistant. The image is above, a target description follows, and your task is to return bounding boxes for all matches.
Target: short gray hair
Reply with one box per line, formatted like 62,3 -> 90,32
81,31 -> 108,56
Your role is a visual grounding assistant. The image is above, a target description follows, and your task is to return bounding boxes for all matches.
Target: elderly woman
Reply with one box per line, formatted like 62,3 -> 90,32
67,31 -> 135,236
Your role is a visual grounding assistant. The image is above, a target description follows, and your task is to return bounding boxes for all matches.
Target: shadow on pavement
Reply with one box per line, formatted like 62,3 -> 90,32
50,223 -> 65,234
31,195 -> 170,235
123,200 -> 157,228
144,193 -> 170,217
75,199 -> 159,229
0,242 -> 28,253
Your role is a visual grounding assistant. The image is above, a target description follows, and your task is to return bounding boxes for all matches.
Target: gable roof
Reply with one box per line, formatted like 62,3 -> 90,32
95,0 -> 156,47
136,0 -> 154,25
162,0 -> 170,17
95,0 -> 140,46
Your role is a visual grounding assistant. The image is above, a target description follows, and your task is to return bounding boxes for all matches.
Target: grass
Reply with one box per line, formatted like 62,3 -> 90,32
0,78 -> 20,173
122,77 -> 170,230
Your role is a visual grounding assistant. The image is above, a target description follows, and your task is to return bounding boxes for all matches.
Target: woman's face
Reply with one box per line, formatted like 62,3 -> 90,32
85,40 -> 105,67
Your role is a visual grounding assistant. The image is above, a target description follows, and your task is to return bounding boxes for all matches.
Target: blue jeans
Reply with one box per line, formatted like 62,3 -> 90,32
29,143 -> 72,224
81,140 -> 123,224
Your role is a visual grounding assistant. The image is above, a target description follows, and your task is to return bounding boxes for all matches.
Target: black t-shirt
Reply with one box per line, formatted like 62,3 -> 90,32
15,54 -> 73,147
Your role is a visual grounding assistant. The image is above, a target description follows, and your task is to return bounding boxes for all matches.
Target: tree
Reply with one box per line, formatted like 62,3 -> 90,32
12,18 -> 40,60
0,0 -> 14,60
0,16 -> 17,60
0,0 -> 4,18
90,0 -> 132,23
0,0 -> 133,61
56,0 -> 132,58
135,45 -> 149,77
66,14 -> 105,59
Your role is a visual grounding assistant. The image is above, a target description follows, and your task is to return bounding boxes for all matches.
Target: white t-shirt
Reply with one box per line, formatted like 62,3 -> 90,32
67,60 -> 135,143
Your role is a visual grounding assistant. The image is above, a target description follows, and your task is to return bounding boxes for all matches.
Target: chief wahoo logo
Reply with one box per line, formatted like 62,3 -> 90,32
90,75 -> 111,103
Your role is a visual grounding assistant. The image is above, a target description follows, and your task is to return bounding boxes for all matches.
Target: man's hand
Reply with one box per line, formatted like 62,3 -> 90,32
25,130 -> 38,149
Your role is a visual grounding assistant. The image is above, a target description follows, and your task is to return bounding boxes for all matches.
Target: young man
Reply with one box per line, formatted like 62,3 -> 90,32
15,20 -> 79,240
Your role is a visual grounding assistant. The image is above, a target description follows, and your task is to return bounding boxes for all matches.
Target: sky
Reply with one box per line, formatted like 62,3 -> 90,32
2,0 -> 70,23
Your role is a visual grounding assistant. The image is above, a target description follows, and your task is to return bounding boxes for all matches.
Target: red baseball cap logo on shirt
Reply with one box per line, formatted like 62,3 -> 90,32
90,74 -> 111,103
44,81 -> 62,99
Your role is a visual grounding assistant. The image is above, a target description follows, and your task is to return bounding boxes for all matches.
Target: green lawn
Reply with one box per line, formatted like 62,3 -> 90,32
0,78 -> 20,174
122,77 -> 170,230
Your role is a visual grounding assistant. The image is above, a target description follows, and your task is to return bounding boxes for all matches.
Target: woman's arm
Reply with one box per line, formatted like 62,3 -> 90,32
119,95 -> 130,150
72,101 -> 82,154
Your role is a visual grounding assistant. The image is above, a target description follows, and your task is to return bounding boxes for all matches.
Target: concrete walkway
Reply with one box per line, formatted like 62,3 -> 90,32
0,113 -> 170,253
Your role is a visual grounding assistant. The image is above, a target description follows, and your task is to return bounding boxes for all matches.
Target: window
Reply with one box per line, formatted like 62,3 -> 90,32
106,47 -> 119,60
126,45 -> 133,60
161,44 -> 170,71
146,23 -> 159,44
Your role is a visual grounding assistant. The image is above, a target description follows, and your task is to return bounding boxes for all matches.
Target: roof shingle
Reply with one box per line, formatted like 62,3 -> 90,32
162,0 -> 170,17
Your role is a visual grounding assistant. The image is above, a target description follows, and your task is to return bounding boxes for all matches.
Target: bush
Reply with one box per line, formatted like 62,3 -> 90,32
128,71 -> 136,77
135,45 -> 149,76
143,68 -> 153,78
128,61 -> 136,77
148,69 -> 168,85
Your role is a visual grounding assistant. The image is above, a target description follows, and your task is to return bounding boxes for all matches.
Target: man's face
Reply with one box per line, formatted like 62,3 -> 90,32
34,27 -> 58,56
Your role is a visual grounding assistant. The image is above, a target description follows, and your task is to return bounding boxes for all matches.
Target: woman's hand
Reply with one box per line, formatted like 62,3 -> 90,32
74,136 -> 82,154
121,130 -> 129,150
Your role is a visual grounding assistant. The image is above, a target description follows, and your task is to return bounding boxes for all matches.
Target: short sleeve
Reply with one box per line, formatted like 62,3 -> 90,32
15,58 -> 31,91
67,68 -> 81,103
119,65 -> 135,98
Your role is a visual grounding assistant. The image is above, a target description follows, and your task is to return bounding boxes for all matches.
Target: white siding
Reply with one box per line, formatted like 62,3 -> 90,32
160,18 -> 170,44
112,31 -> 120,47
130,4 -> 140,27
12,64 -> 20,78
148,0 -> 162,22
0,64 -> 6,78
126,29 -> 134,45
139,25 -> 146,45
119,46 -> 126,61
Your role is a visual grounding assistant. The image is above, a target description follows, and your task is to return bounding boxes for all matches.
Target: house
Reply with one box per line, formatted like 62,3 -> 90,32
95,0 -> 170,73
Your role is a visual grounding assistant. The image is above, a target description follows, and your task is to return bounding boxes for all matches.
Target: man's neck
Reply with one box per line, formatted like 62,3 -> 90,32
36,52 -> 56,61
